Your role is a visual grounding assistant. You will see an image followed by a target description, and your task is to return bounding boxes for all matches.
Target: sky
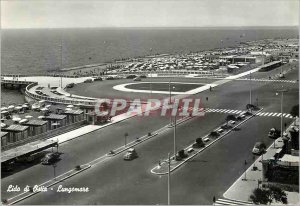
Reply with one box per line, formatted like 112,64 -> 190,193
1,0 -> 299,28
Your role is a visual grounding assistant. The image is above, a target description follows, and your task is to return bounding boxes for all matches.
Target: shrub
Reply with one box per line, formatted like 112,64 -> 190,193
75,165 -> 81,171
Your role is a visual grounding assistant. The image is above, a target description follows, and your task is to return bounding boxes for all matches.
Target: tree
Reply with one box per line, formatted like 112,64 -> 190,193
290,104 -> 299,118
195,138 -> 205,147
250,186 -> 288,205
269,186 -> 288,204
250,188 -> 272,205
225,114 -> 236,125
246,104 -> 258,110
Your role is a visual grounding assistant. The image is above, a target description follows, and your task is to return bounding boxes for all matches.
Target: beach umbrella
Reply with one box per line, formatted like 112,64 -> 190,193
65,108 -> 72,111
25,115 -> 33,119
67,105 -> 74,108
12,117 -> 21,122
19,119 -> 29,124
39,100 -> 45,103
15,106 -> 22,110
8,105 -> 15,109
1,111 -> 9,115
1,123 -> 6,128
40,108 -> 49,111
1,107 -> 8,111
38,116 -> 45,119
45,105 -> 51,108
22,104 -> 29,108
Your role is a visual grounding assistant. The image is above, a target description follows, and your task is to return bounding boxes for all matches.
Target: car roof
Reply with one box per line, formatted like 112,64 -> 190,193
255,142 -> 264,146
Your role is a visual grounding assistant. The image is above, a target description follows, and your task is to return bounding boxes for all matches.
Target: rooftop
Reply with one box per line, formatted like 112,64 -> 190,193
1,131 -> 8,137
22,119 -> 48,126
63,109 -> 84,115
2,124 -> 29,132
43,114 -> 66,120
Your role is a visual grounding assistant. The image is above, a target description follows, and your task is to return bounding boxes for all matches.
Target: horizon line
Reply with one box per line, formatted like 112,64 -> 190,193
1,25 -> 299,30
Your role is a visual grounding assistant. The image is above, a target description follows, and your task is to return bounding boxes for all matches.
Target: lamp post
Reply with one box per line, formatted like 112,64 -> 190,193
53,163 -> 57,180
167,153 -> 171,205
249,72 -> 252,105
276,89 -> 288,138
173,113 -> 177,159
124,132 -> 128,148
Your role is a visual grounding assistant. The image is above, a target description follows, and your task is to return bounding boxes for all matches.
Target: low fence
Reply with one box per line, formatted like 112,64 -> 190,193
2,120 -> 87,151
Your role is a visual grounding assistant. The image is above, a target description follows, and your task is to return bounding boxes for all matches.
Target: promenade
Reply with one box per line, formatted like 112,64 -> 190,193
223,119 -> 299,205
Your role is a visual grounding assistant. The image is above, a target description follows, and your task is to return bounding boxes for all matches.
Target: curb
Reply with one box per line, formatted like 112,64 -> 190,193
107,116 -> 194,157
151,108 -> 264,175
8,164 -> 91,205
222,120 -> 298,202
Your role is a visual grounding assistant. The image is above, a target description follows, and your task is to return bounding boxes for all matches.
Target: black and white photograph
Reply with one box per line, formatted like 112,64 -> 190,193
0,0 -> 299,205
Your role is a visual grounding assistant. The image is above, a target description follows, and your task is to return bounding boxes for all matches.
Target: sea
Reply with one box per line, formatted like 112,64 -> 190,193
1,27 -> 298,105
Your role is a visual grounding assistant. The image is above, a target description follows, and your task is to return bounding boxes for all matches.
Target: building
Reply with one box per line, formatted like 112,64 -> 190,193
1,131 -> 8,147
62,109 -> 84,124
21,120 -> 48,136
42,114 -> 67,130
2,124 -> 29,144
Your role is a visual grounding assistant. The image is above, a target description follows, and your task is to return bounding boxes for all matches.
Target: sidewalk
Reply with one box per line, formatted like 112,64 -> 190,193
223,120 -> 299,205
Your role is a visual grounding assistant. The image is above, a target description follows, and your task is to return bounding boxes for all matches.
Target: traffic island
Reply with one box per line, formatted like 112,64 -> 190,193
151,108 -> 263,175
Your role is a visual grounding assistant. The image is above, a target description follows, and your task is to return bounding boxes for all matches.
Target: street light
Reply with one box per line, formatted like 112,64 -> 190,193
158,153 -> 171,205
124,132 -> 128,148
53,163 -> 57,180
276,89 -> 288,139
249,72 -> 252,105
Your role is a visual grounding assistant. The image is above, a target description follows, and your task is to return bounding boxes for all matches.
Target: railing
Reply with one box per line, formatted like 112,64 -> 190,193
25,82 -> 96,107
1,79 -> 36,85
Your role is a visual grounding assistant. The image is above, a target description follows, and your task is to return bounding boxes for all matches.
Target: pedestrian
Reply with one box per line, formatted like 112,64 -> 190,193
213,196 -> 216,204
206,97 -> 208,101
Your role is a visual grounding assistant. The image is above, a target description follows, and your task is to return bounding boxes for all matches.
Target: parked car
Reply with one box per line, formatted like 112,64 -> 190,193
252,142 -> 266,155
123,148 -> 138,160
1,161 -> 15,172
126,75 -> 137,79
133,77 -> 141,81
41,152 -> 60,165
83,79 -> 93,83
268,128 -> 281,139
93,77 -> 103,81
66,83 -> 75,88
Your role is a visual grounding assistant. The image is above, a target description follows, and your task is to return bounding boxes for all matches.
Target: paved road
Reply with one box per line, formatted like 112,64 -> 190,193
18,115 -> 293,205
2,64 -> 298,204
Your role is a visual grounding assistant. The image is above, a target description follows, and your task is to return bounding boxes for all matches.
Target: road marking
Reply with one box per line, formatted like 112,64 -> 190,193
276,113 -> 281,117
215,198 -> 252,205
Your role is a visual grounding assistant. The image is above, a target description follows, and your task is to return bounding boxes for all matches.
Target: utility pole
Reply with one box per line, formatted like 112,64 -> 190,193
168,153 -> 171,205
169,80 -> 172,126
174,115 -> 176,159
249,72 -> 252,105
276,89 -> 288,138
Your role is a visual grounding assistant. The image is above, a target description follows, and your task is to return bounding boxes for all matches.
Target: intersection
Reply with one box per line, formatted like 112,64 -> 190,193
1,62 -> 299,205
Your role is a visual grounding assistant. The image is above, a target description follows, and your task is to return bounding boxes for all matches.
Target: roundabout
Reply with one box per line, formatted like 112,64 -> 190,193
113,81 -> 206,94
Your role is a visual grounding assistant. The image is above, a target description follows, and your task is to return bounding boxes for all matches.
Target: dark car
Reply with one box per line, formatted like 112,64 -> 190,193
123,148 -> 138,160
41,152 -> 60,165
66,83 -> 75,88
252,142 -> 266,155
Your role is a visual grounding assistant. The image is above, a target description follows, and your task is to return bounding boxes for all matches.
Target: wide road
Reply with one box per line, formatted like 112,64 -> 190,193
3,64 -> 299,204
